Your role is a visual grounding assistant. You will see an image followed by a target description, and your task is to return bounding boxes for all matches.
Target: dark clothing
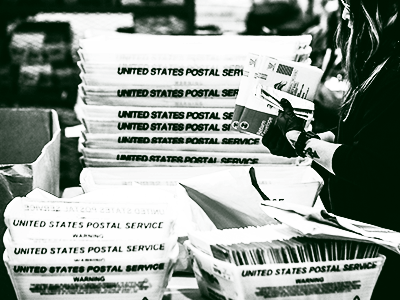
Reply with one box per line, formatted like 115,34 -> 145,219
329,53 -> 400,230
324,51 -> 400,299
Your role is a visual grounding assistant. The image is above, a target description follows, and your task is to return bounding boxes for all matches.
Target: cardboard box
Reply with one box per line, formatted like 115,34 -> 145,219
0,108 -> 60,238
0,108 -> 60,300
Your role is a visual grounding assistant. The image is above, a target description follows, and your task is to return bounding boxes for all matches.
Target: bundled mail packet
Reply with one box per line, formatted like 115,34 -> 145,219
78,61 -> 244,77
81,105 -> 234,121
243,54 -> 322,101
3,187 -> 180,300
231,55 -> 322,132
80,94 -> 237,108
83,132 -> 267,153
187,241 -> 384,300
82,117 -> 232,134
4,188 -> 177,242
80,83 -> 239,99
80,72 -> 242,87
78,34 -> 312,64
4,246 -> 179,300
237,86 -> 314,136
78,84 -> 237,109
179,174 -> 398,300
81,148 -> 294,167
4,229 -> 177,264
231,53 -> 261,131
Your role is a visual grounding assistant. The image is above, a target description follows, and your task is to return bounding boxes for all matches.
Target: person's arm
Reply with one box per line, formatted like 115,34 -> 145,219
274,73 -> 400,188
316,131 -> 335,142
272,98 -> 339,173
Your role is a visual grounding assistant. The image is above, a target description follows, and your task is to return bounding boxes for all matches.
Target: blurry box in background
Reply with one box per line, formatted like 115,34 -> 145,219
9,32 -> 45,65
9,21 -> 73,66
6,21 -> 79,103
18,64 -> 53,94
195,0 -> 253,34
121,0 -> 190,35
134,15 -> 189,34
0,108 -> 61,239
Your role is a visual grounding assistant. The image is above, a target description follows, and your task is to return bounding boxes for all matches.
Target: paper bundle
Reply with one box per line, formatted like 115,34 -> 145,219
79,87 -> 237,108
186,239 -> 384,300
79,84 -> 238,107
236,86 -> 315,135
78,33 -> 315,167
3,188 -> 179,300
77,34 -> 312,63
178,169 -> 400,300
82,148 -> 294,168
80,166 -> 323,206
83,132 -> 267,153
231,54 -> 323,134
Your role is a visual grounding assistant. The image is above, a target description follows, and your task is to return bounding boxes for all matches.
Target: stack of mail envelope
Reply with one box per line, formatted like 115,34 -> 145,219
77,34 -> 315,167
179,172 -> 399,300
3,187 -> 179,300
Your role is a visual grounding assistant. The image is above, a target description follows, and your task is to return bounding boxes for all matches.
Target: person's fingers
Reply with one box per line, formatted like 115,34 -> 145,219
275,98 -> 305,134
275,135 -> 297,158
262,125 -> 280,148
274,110 -> 285,126
262,126 -> 297,158
280,98 -> 294,112
275,132 -> 289,150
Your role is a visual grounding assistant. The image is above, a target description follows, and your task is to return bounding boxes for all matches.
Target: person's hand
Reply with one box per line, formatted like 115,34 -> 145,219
275,98 -> 304,135
262,125 -> 297,158
261,98 -> 305,158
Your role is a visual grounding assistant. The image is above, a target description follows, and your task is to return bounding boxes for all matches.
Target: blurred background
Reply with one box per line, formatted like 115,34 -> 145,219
0,0 -> 344,191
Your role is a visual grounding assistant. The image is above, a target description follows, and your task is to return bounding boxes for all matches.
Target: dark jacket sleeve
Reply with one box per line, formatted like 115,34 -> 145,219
332,75 -> 400,187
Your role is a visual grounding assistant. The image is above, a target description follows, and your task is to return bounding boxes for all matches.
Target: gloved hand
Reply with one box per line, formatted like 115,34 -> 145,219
275,98 -> 304,135
261,98 -> 304,158
262,125 -> 297,158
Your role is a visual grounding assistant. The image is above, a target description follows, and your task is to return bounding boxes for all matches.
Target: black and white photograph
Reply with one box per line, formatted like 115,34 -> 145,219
1,0 -> 399,299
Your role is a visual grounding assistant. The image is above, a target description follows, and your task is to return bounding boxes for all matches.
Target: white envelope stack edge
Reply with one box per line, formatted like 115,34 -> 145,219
80,166 -> 323,206
83,132 -> 267,153
187,242 -> 384,300
3,188 -> 179,300
77,34 -> 315,167
185,223 -> 385,300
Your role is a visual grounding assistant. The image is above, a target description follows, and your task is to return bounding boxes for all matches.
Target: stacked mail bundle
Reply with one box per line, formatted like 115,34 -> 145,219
186,225 -> 386,300
77,34 -> 314,167
178,171 -> 400,300
3,188 -> 179,300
